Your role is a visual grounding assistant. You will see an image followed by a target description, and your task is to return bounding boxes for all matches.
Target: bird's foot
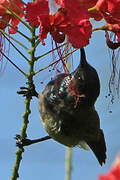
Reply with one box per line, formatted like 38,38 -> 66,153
15,134 -> 34,151
15,134 -> 51,150
17,82 -> 38,99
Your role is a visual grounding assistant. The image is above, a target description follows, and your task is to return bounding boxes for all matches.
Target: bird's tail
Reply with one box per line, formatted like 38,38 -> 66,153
87,129 -> 107,166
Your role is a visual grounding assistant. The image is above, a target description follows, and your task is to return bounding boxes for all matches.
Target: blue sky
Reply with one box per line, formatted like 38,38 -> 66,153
0,14 -> 120,180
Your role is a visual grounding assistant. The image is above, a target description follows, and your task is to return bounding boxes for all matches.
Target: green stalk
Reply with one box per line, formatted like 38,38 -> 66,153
64,40 -> 72,180
64,42 -> 71,72
64,147 -> 72,180
10,27 -> 36,180
88,5 -> 97,12
9,0 -> 25,14
34,48 -> 78,75
36,43 -> 67,61
21,1 -> 27,6
0,18 -> 30,40
0,29 -> 29,50
2,4 -> 32,31
0,51 -> 27,77
92,25 -> 108,32
2,33 -> 29,62
34,39 -> 41,49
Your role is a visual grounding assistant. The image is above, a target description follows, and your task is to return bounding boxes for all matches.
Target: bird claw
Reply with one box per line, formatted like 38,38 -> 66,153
17,82 -> 38,98
15,134 -> 33,151
15,134 -> 25,151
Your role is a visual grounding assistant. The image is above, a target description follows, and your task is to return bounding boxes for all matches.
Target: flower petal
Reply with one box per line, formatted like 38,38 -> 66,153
25,0 -> 50,27
64,19 -> 92,48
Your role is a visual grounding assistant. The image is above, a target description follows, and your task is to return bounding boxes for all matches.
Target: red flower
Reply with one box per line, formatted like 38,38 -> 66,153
56,0 -> 97,9
106,23 -> 120,42
95,0 -> 120,42
25,0 -> 49,27
99,154 -> 120,180
55,0 -> 92,47
0,0 -> 24,34
25,0 -> 50,45
55,0 -> 103,21
96,0 -> 120,22
25,0 -> 92,48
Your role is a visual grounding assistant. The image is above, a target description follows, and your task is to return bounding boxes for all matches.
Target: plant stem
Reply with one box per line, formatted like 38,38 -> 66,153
88,5 -> 97,12
0,51 -> 27,76
9,0 -> 25,14
0,19 -> 30,40
36,43 -> 67,61
64,41 -> 72,180
64,147 -> 72,180
34,48 -> 78,75
34,39 -> 41,48
21,0 -> 27,6
10,27 -> 36,180
92,25 -> 108,32
2,33 -> 29,62
2,4 -> 32,31
0,29 -> 29,51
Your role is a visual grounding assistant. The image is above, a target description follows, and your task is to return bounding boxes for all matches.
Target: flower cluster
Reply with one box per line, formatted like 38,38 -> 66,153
96,0 -> 120,42
25,0 -> 93,48
99,153 -> 120,180
0,0 -> 120,48
25,0 -> 120,48
0,0 -> 24,34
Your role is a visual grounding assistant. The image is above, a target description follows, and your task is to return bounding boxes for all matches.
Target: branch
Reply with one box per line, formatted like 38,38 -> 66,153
34,48 -> 78,75
64,147 -> 72,180
1,33 -> 29,62
0,50 -> 27,76
0,29 -> 29,51
10,27 -> 36,180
